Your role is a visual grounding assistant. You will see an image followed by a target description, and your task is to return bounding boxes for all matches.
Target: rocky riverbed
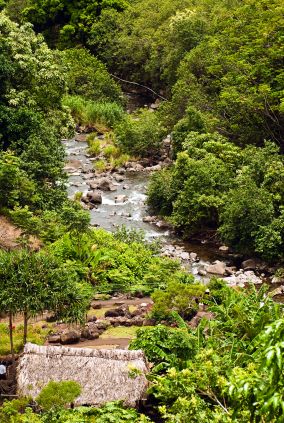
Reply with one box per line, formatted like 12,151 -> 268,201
63,133 -> 283,291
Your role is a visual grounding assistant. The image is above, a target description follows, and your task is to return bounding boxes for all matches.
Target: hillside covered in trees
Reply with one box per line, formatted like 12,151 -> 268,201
0,0 -> 284,421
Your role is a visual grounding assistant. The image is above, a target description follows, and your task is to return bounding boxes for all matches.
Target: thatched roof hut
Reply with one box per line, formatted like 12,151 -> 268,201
17,343 -> 149,407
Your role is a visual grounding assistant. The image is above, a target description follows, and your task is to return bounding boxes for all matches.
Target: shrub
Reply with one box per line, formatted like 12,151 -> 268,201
87,139 -> 101,156
151,281 -> 205,321
103,144 -> 120,159
36,381 -> 81,411
114,109 -> 166,157
130,325 -> 197,369
94,159 -> 107,173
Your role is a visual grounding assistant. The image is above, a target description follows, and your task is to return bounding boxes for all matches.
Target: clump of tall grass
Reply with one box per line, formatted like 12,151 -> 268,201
94,159 -> 107,173
63,95 -> 125,129
88,139 -> 101,156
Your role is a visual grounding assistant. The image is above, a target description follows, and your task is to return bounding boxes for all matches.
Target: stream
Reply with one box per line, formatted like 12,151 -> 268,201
63,137 -> 240,282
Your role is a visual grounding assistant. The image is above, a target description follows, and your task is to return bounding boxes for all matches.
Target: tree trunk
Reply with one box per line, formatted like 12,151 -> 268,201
9,311 -> 15,363
23,310 -> 28,345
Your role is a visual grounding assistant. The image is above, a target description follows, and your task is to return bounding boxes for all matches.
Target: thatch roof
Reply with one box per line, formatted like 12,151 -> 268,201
17,343 -> 149,407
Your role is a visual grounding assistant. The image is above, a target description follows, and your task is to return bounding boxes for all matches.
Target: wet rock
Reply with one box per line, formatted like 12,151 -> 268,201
198,269 -> 207,277
87,191 -> 102,204
271,275 -> 284,284
189,252 -> 198,262
241,259 -> 258,271
180,252 -> 190,260
123,184 -> 129,190
143,216 -> 156,223
225,266 -> 237,276
156,220 -> 171,229
224,271 -> 262,287
219,245 -> 229,252
270,285 -> 284,297
48,334 -> 61,343
97,177 -> 116,191
114,174 -> 125,182
115,195 -> 128,203
206,260 -> 227,276
75,133 -> 87,142
92,303 -> 102,309
127,163 -> 144,172
89,181 -> 98,190
117,168 -> 126,175
60,330 -> 81,345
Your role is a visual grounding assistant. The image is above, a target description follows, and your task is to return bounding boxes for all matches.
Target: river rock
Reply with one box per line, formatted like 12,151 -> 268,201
117,168 -> 126,175
189,252 -> 198,262
219,245 -> 229,252
115,195 -> 128,203
271,275 -> 284,284
156,220 -> 171,229
224,271 -> 262,287
60,330 -> 81,344
206,260 -> 227,276
87,191 -> 102,204
75,133 -> 87,142
143,216 -> 156,223
198,269 -> 207,277
270,285 -> 284,297
123,184 -> 129,190
114,174 -> 125,182
180,252 -> 190,260
241,259 -> 258,270
97,177 -> 116,191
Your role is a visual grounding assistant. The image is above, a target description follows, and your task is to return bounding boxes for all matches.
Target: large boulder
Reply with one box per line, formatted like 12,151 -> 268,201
87,191 -> 102,204
241,259 -> 258,270
48,334 -> 61,344
60,331 -> 81,345
206,260 -> 227,276
97,177 -> 117,191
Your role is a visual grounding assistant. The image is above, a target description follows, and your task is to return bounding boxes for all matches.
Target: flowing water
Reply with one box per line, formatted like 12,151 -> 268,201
63,137 -> 233,279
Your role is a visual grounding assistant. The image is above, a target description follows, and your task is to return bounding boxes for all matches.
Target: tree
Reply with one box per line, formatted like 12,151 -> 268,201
0,249 -> 93,354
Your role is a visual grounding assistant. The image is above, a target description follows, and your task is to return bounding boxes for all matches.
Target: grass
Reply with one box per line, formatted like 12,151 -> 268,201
87,139 -> 101,156
88,307 -> 112,319
0,322 -> 53,356
63,95 -> 125,129
100,326 -> 140,339
94,159 -> 107,173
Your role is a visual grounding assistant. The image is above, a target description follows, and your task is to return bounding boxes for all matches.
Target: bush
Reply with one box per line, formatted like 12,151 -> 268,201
36,381 -> 81,411
114,109 -> 166,157
151,280 -> 205,321
130,325 -> 197,369
87,139 -> 101,156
